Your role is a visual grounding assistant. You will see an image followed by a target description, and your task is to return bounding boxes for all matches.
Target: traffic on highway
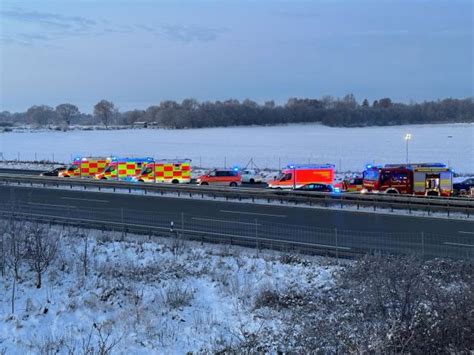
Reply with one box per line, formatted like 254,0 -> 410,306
34,155 -> 474,198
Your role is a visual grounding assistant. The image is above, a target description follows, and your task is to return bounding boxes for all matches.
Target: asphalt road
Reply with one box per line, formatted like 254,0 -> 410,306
0,168 -> 46,175
0,185 -> 472,258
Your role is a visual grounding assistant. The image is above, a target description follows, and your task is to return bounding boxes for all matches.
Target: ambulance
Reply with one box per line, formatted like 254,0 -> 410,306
95,157 -> 153,181
135,159 -> 192,184
268,164 -> 335,189
58,157 -> 110,178
362,163 -> 453,196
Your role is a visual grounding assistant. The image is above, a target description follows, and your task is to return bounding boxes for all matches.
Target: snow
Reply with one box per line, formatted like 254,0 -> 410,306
1,122 -> 473,173
0,225 -> 336,353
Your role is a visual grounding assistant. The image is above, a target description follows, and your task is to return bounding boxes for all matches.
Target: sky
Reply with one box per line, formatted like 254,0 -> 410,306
0,0 -> 472,113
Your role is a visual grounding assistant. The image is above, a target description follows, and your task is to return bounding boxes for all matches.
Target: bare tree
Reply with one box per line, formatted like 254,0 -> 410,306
78,231 -> 89,277
55,103 -> 80,128
26,105 -> 56,127
4,219 -> 28,281
26,224 -> 59,288
93,100 -> 115,128
93,321 -> 124,355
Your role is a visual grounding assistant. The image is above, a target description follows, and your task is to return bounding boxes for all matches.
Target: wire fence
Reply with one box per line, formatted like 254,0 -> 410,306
0,200 -> 471,260
0,152 -> 381,173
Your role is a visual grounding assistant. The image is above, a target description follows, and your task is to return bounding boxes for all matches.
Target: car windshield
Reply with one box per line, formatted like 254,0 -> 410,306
363,170 -> 379,181
104,165 -> 115,173
66,164 -> 77,171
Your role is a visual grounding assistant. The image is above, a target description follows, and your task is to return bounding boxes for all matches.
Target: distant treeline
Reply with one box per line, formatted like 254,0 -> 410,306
1,95 -> 473,129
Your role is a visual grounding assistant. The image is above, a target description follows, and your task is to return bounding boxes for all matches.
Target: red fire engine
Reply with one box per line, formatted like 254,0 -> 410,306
362,163 -> 453,196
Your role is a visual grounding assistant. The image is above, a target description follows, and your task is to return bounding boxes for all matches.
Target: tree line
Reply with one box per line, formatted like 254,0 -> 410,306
1,95 -> 473,129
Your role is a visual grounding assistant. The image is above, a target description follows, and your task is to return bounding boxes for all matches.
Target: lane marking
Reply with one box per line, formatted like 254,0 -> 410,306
219,210 -> 287,218
444,242 -> 474,248
458,231 -> 474,235
60,197 -> 109,203
28,202 -> 76,208
0,209 -> 351,251
192,217 -> 261,226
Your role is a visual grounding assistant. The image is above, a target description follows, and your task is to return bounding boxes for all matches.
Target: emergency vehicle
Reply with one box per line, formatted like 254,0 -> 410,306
196,168 -> 241,187
95,157 -> 153,180
58,157 -> 110,178
342,176 -> 364,192
268,164 -> 335,189
135,159 -> 192,184
362,163 -> 453,196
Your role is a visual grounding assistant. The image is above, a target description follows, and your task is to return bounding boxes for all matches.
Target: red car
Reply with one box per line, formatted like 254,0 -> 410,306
196,169 -> 242,187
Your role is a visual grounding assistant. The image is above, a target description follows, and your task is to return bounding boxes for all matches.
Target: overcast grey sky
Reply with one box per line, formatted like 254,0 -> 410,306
0,0 -> 472,112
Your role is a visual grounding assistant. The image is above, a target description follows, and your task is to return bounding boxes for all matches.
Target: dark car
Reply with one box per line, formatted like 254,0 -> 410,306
40,166 -> 67,176
295,183 -> 335,193
453,177 -> 474,196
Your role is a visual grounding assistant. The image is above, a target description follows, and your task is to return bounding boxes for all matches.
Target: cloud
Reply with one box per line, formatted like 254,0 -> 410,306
1,8 -> 96,30
157,24 -> 227,43
1,7 -> 227,47
1,8 -> 99,46
133,23 -> 228,43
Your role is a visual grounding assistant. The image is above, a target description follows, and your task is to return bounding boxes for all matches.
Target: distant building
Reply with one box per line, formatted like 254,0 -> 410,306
132,121 -> 148,128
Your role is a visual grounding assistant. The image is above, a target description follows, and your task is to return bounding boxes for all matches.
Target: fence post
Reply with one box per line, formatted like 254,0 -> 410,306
421,231 -> 425,256
255,219 -> 259,256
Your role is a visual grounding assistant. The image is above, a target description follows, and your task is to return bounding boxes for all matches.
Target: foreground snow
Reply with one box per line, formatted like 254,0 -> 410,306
0,222 -> 472,353
0,226 -> 335,353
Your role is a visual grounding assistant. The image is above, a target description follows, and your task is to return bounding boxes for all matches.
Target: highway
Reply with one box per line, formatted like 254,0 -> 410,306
0,168 -> 46,175
0,184 -> 472,259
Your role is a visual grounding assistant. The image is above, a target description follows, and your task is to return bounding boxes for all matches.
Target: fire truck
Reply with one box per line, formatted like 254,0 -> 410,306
95,157 -> 153,180
135,159 -> 192,184
362,163 -> 453,196
58,157 -> 110,178
268,164 -> 335,189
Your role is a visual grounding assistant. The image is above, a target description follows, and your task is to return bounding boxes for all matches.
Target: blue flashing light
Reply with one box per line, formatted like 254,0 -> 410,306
232,167 -> 240,172
366,164 -> 372,169
333,187 -> 341,194
285,164 -> 335,170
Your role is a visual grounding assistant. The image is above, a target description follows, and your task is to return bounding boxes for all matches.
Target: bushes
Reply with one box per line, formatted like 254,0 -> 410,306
273,255 -> 474,353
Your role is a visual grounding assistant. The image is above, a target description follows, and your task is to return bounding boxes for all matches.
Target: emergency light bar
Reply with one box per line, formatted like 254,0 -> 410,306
109,157 -> 154,163
285,164 -> 335,169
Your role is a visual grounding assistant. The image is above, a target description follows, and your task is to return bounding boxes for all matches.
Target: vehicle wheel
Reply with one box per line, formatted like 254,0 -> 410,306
386,189 -> 398,194
172,179 -> 179,184
200,182 -> 209,186
426,191 -> 439,197
101,177 -> 107,180
249,178 -> 255,184
229,182 -> 238,187
460,189 -> 467,196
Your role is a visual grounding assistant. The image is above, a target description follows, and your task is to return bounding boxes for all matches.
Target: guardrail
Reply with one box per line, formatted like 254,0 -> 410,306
0,201 -> 472,259
0,173 -> 473,218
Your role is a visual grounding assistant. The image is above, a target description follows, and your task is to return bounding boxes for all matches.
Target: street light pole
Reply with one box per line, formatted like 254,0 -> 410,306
404,133 -> 412,164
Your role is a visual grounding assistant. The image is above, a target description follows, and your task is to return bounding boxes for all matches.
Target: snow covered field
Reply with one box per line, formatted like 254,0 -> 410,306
0,221 -> 471,353
1,123 -> 473,172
